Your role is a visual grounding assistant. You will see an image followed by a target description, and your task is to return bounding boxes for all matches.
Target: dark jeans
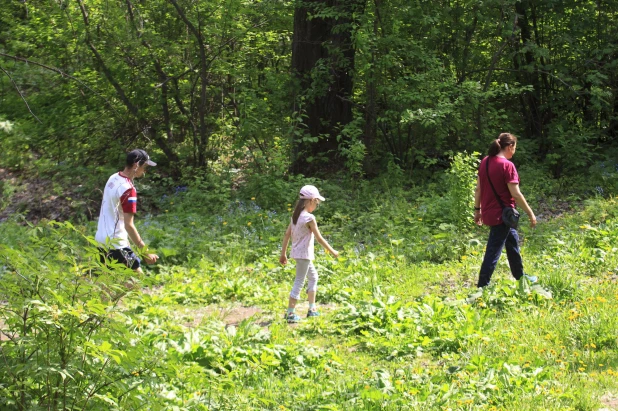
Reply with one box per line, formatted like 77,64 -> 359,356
478,223 -> 524,287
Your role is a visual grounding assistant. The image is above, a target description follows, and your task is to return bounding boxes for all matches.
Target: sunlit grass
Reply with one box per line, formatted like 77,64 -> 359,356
1,194 -> 617,409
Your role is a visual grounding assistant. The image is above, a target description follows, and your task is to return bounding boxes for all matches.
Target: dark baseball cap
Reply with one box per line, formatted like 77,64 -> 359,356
127,149 -> 157,166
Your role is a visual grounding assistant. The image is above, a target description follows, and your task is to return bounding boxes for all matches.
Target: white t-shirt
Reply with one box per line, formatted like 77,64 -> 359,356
95,172 -> 137,249
290,210 -> 316,260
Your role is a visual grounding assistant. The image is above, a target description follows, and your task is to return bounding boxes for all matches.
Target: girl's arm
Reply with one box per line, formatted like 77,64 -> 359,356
279,224 -> 292,265
308,220 -> 339,258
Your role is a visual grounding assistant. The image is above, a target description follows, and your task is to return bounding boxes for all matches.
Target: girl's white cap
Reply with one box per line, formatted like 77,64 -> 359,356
299,185 -> 325,201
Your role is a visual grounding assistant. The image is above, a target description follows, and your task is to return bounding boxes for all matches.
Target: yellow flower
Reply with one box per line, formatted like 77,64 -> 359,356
223,221 -> 227,225
165,210 -> 169,213
247,222 -> 252,226
251,197 -> 256,200
461,255 -> 468,260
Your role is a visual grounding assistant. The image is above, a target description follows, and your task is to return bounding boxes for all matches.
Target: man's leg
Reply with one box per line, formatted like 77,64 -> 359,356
478,224 -> 509,287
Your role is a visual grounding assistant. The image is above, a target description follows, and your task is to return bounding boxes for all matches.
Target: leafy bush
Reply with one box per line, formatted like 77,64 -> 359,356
0,222 -> 160,410
444,151 -> 480,231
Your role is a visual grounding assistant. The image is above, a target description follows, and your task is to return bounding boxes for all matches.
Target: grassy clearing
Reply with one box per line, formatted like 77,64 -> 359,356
1,189 -> 617,410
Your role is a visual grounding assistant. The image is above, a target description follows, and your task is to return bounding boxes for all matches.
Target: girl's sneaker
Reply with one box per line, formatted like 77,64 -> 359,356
285,312 -> 301,324
307,309 -> 320,318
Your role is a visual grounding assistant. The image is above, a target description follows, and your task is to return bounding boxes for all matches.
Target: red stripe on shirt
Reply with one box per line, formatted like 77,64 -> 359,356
120,187 -> 137,213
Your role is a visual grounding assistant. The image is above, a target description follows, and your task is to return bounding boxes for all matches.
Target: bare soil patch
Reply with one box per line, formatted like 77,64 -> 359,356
178,305 -> 264,328
601,393 -> 618,410
0,168 -> 99,223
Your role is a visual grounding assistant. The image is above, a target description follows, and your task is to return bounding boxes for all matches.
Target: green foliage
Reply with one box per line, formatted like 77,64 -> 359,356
445,151 -> 480,231
0,222 -> 161,410
1,185 -> 618,409
2,0 -> 617,179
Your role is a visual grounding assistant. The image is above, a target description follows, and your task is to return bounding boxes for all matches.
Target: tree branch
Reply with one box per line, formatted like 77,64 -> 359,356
77,0 -> 139,117
0,52 -> 119,114
0,65 -> 42,123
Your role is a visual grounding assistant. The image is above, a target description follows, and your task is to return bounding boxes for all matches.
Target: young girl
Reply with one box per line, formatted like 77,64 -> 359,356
279,185 -> 339,323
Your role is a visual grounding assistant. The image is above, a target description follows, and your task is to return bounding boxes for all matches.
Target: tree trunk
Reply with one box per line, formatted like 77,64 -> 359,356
290,0 -> 364,174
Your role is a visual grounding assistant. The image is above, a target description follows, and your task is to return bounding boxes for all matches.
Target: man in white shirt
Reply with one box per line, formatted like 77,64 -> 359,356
96,149 -> 159,273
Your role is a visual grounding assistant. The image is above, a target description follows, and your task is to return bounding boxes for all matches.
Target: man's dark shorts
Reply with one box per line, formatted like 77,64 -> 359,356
99,247 -> 141,270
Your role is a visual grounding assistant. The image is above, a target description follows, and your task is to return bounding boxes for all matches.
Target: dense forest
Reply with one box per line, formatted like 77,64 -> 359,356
1,0 -> 617,180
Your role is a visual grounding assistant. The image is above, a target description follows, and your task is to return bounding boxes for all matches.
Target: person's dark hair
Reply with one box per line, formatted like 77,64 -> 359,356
126,149 -> 149,167
292,199 -> 308,225
488,133 -> 518,156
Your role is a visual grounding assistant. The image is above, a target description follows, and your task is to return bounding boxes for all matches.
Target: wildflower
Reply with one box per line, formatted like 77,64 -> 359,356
251,197 -> 256,200
461,255 -> 468,260
247,222 -> 252,226
223,221 -> 227,225
165,210 -> 169,213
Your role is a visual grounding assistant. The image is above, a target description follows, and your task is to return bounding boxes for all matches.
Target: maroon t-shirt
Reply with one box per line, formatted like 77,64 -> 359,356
478,156 -> 519,226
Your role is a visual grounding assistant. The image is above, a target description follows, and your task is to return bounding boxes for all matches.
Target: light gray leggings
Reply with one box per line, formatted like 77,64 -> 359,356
289,259 -> 318,300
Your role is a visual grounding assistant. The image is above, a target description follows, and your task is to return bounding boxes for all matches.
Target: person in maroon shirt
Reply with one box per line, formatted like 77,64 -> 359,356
473,133 -> 537,288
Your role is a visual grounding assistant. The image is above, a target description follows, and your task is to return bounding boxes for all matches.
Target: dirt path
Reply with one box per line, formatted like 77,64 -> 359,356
601,393 -> 618,410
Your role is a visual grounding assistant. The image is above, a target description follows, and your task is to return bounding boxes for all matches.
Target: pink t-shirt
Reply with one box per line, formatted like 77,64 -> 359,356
290,211 -> 316,260
478,156 -> 520,226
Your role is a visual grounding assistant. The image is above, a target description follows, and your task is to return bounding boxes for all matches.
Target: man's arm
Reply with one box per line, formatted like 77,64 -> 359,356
123,212 -> 159,263
507,183 -> 537,227
123,212 -> 145,248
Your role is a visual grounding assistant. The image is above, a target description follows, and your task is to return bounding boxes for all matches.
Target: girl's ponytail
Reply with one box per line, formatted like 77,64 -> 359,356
292,199 -> 307,225
488,133 -> 517,156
